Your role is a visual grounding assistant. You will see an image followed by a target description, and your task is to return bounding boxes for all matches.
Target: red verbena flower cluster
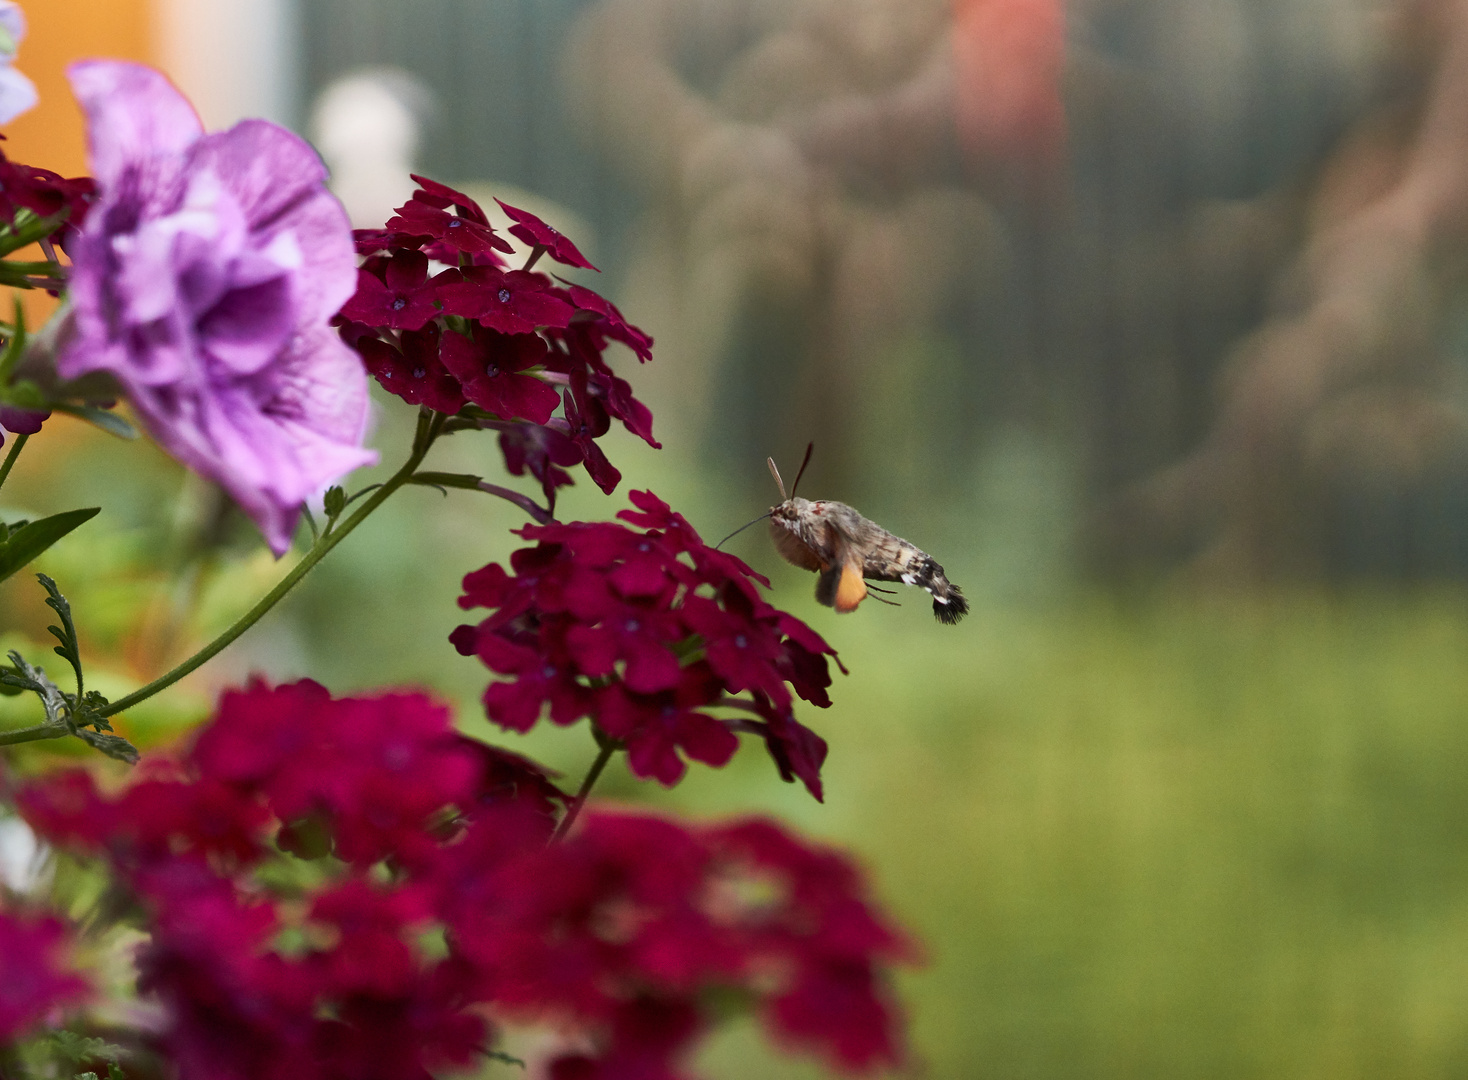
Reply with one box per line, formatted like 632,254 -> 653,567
0,139 -> 94,248
452,490 -> 842,797
18,681 -> 911,1080
0,910 -> 89,1041
337,176 -> 656,510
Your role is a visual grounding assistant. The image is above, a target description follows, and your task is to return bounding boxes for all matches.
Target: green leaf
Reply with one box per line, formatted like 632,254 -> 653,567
408,471 -> 484,492
48,1031 -> 124,1069
74,728 -> 139,764
49,403 -> 139,440
2,650 -> 69,726
1,649 -> 135,762
0,377 -> 47,411
0,296 -> 25,384
38,573 -> 83,695
0,208 -> 72,255
0,507 -> 100,585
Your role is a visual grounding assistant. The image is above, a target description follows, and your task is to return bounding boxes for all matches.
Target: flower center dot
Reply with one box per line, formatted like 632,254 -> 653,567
734,635 -> 748,648
391,297 -> 407,310
412,366 -> 426,379
497,288 -> 511,303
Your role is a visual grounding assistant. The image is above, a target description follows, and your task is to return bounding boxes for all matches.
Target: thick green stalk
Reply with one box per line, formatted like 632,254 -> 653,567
0,719 -> 69,747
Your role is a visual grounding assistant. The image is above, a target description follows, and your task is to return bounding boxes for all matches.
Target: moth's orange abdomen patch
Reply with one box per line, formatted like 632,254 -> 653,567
834,561 -> 867,613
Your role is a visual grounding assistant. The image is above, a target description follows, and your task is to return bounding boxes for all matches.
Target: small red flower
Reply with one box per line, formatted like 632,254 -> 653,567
496,198 -> 597,270
439,266 -> 576,334
356,324 -> 468,414
498,422 -> 579,511
439,324 -> 560,424
338,250 -> 450,331
386,176 -> 514,259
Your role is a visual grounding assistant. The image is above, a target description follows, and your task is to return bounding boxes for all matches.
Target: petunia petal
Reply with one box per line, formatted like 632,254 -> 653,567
67,61 -> 202,187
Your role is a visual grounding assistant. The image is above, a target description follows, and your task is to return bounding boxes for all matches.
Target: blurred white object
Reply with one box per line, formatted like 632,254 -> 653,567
155,0 -> 299,128
310,69 -> 433,228
0,812 -> 45,894
0,1 -> 37,124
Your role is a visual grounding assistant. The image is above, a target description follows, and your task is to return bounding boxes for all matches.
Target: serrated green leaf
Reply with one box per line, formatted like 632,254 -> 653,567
78,691 -> 112,730
0,507 -> 100,584
74,729 -> 138,764
38,573 -> 83,696
48,1031 -> 124,1067
4,649 -> 68,725
49,403 -> 139,440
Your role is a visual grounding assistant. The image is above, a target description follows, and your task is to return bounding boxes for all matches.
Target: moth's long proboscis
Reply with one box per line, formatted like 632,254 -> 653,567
716,511 -> 773,550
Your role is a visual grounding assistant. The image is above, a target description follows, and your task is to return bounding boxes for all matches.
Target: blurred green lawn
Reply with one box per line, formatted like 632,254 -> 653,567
662,591 -> 1468,1079
10,415 -> 1468,1078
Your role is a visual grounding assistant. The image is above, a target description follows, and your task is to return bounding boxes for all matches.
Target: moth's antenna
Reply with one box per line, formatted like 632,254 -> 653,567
767,457 -> 788,502
715,511 -> 773,550
790,442 -> 814,500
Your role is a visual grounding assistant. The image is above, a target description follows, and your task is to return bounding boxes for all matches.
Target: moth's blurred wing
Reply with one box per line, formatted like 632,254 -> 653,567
770,517 -> 825,571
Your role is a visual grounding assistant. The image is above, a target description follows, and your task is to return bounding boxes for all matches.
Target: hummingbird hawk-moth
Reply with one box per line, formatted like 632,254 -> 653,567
761,447 -> 968,624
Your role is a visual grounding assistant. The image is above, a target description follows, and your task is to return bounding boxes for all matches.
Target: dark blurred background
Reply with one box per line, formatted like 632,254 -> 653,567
290,0 -> 1468,586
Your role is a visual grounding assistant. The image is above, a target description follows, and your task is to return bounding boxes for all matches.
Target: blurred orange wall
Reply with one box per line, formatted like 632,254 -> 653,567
4,0 -> 152,324
6,0 -> 152,173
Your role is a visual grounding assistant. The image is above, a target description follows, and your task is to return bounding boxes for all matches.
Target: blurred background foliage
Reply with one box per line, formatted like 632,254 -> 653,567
10,0 -> 1468,1076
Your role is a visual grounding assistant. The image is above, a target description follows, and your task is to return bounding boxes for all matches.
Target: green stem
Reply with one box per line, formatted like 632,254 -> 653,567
551,737 -> 618,843
0,433 -> 28,494
98,413 -> 443,719
0,719 -> 68,747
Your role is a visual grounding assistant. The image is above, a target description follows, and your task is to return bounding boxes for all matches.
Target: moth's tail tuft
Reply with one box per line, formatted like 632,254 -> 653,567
909,555 -> 968,624
932,585 -> 968,624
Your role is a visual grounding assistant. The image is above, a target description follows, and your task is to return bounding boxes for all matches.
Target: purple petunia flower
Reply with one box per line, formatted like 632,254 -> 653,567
0,3 -> 38,126
57,61 -> 376,554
